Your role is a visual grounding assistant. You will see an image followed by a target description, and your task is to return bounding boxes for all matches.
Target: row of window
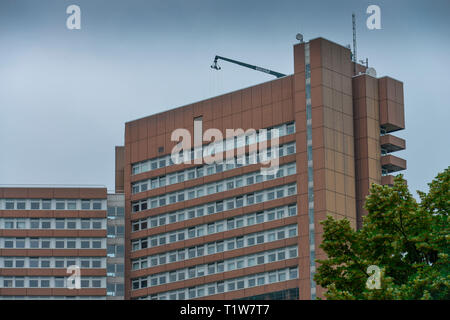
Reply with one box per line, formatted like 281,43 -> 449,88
132,163 -> 297,213
0,296 -> 106,300
0,218 -> 106,230
132,142 -> 296,194
0,257 -> 106,269
132,245 -> 298,290
131,184 -> 297,250
131,182 -> 297,232
0,237 -> 106,249
131,224 -> 298,267
132,201 -> 296,234
239,287 -> 299,300
131,204 -> 297,251
135,267 -> 298,300
1,277 -> 106,289
132,122 -> 296,175
0,199 -> 105,211
305,43 -> 317,300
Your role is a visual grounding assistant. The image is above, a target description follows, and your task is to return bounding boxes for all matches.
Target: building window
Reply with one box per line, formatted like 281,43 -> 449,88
55,277 -> 65,288
42,200 -> 51,210
5,201 -> 14,210
56,201 -> 65,210
81,200 -> 91,210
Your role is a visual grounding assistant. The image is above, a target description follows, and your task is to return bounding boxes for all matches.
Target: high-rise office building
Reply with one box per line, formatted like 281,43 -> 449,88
122,37 -> 406,300
0,37 -> 405,301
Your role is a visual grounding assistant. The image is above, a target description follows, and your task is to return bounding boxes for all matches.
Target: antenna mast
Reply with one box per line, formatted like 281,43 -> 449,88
352,13 -> 357,73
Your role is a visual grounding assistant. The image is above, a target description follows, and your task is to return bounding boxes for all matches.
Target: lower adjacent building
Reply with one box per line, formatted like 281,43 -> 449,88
0,186 -> 125,300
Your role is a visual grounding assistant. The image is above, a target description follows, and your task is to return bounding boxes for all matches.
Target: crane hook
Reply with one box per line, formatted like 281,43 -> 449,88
211,58 -> 221,70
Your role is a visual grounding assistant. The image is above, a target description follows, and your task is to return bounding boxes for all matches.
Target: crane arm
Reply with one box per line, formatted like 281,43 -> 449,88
211,55 -> 286,78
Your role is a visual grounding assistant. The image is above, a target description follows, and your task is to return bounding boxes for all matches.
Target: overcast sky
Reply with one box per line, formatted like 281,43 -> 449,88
0,0 -> 449,196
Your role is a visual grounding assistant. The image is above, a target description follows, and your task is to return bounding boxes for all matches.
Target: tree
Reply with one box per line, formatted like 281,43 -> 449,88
314,167 -> 450,299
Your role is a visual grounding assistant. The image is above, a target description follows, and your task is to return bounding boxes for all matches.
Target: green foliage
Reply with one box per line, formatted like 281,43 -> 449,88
314,167 -> 450,299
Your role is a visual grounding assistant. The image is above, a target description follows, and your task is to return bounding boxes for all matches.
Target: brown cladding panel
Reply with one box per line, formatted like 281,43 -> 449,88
0,187 -> 106,199
115,146 -> 125,193
378,77 -> 405,132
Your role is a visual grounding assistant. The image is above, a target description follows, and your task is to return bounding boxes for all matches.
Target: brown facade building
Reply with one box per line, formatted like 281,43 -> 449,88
122,37 -> 406,300
0,186 -> 108,299
0,36 -> 405,301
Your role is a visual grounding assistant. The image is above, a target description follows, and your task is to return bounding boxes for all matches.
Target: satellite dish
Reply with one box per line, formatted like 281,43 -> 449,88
295,33 -> 303,43
366,67 -> 377,77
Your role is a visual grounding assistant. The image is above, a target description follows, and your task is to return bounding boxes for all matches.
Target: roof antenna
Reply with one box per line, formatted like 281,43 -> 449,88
352,13 -> 357,74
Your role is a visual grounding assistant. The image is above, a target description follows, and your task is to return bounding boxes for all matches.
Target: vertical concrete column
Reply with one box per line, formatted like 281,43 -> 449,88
353,74 -> 381,229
